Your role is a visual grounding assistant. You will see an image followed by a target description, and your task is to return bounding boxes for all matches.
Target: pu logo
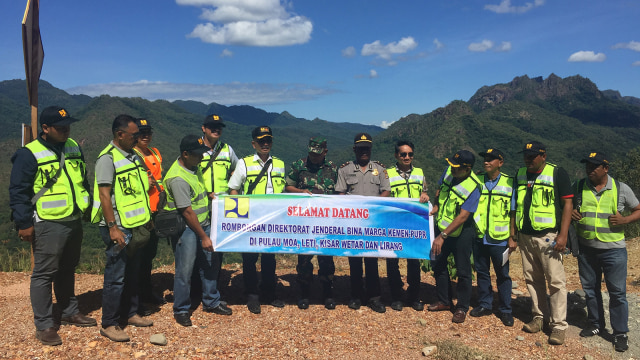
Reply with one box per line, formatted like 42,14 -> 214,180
213,115 -> 219,120
140,119 -> 148,126
58,109 -> 67,117
526,144 -> 533,149
225,197 -> 249,218
487,149 -> 493,153
198,138 -> 204,145
260,127 -> 269,132
589,153 -> 597,158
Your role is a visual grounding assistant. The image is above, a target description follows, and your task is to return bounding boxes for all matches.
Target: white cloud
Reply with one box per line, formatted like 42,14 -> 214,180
485,0 -> 544,14
66,80 -> 337,106
342,46 -> 356,58
380,120 -> 395,129
433,38 -> 444,50
369,69 -> 378,78
612,41 -> 640,52
220,49 -> 233,57
468,40 -> 494,52
496,41 -> 512,52
568,51 -> 606,62
361,37 -> 418,60
632,61 -> 640,67
177,0 -> 312,46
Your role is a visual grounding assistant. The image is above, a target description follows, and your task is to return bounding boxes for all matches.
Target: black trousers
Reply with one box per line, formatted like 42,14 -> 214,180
349,257 -> 381,300
242,252 -> 277,300
297,255 -> 335,298
386,258 -> 421,302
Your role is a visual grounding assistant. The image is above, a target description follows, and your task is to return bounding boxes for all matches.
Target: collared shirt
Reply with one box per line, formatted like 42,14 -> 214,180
228,153 -> 275,194
394,163 -> 428,192
437,169 -> 480,213
286,157 -> 337,194
335,161 -> 391,196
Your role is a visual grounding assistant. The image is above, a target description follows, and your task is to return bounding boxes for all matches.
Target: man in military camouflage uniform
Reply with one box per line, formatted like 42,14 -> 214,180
285,137 -> 338,310
336,132 -> 391,313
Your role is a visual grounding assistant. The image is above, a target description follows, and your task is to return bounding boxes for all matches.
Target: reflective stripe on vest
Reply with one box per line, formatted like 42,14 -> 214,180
91,144 -> 151,228
515,163 -> 557,231
200,143 -> 232,194
25,138 -> 90,220
242,156 -> 286,194
577,178 -> 624,242
473,173 -> 513,241
164,159 -> 209,223
387,167 -> 424,198
437,167 -> 481,237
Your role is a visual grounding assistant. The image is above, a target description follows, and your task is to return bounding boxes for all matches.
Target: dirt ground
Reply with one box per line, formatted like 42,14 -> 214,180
1,240 -> 639,360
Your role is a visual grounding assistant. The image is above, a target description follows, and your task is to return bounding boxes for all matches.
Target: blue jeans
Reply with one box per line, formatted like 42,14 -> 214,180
472,239 -> 512,313
100,226 -> 141,327
578,246 -> 628,333
173,225 -> 221,314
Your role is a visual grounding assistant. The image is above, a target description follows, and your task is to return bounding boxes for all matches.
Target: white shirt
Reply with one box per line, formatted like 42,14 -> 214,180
228,153 -> 275,194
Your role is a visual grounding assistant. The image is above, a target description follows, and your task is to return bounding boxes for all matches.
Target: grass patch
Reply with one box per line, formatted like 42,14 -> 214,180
432,339 -> 499,360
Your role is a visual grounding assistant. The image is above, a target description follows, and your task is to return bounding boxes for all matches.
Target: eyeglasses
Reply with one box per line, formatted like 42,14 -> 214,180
399,152 -> 414,158
206,126 -> 223,133
138,131 -> 153,137
255,138 -> 272,145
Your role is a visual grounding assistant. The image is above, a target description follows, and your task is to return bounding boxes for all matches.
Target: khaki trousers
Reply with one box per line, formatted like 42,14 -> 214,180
519,231 -> 568,330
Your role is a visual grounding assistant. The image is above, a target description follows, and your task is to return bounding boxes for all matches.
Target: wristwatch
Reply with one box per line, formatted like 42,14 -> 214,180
107,221 -> 117,228
441,232 -> 448,239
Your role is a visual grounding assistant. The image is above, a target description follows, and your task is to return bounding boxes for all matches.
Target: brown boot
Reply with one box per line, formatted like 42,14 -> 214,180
100,326 -> 130,342
127,314 -> 153,327
522,317 -> 543,333
35,327 -> 62,346
548,329 -> 565,345
61,313 -> 97,327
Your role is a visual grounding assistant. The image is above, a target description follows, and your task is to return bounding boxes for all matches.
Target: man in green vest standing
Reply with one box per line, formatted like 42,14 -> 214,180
10,106 -> 96,346
385,140 -> 429,311
572,152 -> 640,352
92,115 -> 154,342
229,126 -> 287,314
470,148 -> 514,326
508,141 -> 573,345
166,135 -> 232,327
427,150 -> 481,324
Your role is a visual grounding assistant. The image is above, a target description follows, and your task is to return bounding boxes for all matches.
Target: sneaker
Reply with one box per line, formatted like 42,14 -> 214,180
174,313 -> 192,327
523,317 -> 543,333
297,298 -> 310,310
203,303 -> 233,316
548,328 -> 565,345
367,298 -> 386,313
324,298 -> 336,310
390,301 -> 403,311
614,334 -> 629,352
348,298 -> 362,310
100,325 -> 130,342
247,295 -> 261,314
469,306 -> 493,317
499,312 -> 514,327
127,314 -> 153,327
579,325 -> 601,338
35,327 -> 62,346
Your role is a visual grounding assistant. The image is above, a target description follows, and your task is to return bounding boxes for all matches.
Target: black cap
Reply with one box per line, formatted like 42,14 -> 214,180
203,114 -> 225,128
136,118 -> 153,132
519,141 -> 546,155
479,148 -> 505,161
446,150 -> 475,168
40,106 -> 79,127
252,126 -> 273,140
180,135 -> 210,154
580,152 -> 609,165
353,132 -> 373,147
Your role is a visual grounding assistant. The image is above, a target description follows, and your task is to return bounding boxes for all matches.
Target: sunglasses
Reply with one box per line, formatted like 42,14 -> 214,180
139,131 -> 153,137
399,152 -> 414,158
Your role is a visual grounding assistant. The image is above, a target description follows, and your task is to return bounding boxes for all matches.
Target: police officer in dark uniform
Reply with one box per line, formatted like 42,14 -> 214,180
285,136 -> 338,310
335,133 -> 391,313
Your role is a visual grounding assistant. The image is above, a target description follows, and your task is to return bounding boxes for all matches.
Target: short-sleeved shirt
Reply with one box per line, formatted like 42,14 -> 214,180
335,161 -> 391,196
228,153 -> 275,194
511,164 -> 573,235
95,141 -> 141,227
575,175 -> 639,250
286,157 -> 338,194
164,162 -> 210,227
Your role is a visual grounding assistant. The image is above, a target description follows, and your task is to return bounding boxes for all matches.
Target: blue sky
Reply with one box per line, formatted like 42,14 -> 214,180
2,0 -> 640,127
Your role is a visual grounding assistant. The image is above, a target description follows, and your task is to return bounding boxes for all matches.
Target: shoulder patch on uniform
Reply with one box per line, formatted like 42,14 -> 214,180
383,169 -> 389,179
340,161 -> 351,168
373,160 -> 385,168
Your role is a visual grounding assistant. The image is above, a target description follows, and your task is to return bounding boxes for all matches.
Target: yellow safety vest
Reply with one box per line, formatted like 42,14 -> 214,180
164,160 -> 209,223
515,163 -> 557,231
473,173 -> 513,241
25,138 -> 90,219
200,142 -> 232,194
91,144 -> 151,228
576,178 -> 624,242
437,166 -> 481,237
387,166 -> 424,198
242,156 -> 286,194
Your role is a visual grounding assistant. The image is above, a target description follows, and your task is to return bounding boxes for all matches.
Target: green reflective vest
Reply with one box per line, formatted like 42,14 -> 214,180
200,142 -> 232,195
515,163 -> 557,231
25,138 -> 90,220
437,167 -> 481,237
387,166 -> 424,198
576,178 -> 624,242
242,156 -> 285,194
91,144 -> 151,228
473,173 -> 513,241
164,160 -> 209,223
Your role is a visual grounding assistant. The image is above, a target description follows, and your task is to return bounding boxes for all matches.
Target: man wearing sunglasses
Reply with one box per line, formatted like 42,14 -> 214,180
229,126 -> 287,314
509,141 -> 573,345
92,114 -> 154,342
335,132 -> 391,313
10,106 -> 96,345
385,140 -> 429,311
